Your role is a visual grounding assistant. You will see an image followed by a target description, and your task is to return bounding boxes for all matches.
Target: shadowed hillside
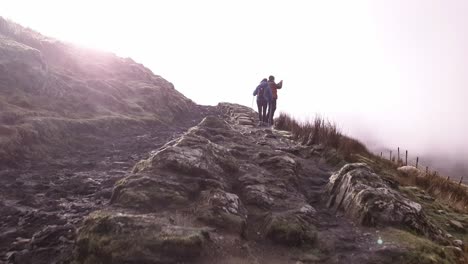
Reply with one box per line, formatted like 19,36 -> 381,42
0,16 -> 202,167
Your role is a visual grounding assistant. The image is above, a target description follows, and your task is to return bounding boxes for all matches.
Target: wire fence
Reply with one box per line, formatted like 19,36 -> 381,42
376,147 -> 466,185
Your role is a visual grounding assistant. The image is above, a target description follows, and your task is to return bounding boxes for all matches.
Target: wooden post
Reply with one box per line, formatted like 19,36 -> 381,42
459,176 -> 464,185
425,166 -> 429,174
405,150 -> 408,166
380,152 -> 382,158
389,151 -> 392,161
416,157 -> 419,168
397,147 -> 400,164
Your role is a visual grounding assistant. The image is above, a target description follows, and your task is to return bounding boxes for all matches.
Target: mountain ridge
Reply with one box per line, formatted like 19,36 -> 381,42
0,16 -> 205,167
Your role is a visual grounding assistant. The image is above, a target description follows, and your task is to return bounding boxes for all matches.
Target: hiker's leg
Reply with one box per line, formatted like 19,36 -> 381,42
256,100 -> 262,121
261,101 -> 267,123
270,99 -> 277,124
265,102 -> 271,123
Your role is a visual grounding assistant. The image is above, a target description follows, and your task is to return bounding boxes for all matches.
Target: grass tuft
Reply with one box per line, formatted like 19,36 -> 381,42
275,113 -> 369,159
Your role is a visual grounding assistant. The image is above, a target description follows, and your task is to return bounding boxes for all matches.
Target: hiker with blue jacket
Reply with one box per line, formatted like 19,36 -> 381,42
253,78 -> 273,125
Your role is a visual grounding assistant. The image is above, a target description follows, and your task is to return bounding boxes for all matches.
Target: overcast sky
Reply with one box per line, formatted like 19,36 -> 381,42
2,0 -> 467,167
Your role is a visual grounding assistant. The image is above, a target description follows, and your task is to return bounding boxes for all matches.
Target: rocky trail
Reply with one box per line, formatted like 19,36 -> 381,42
1,103 -> 461,264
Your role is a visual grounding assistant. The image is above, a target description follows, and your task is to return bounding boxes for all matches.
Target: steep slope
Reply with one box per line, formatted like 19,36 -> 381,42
0,17 -> 201,167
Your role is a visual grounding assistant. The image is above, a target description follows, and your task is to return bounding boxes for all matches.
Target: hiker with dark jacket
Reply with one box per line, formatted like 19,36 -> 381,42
267,75 -> 283,125
253,78 -> 272,124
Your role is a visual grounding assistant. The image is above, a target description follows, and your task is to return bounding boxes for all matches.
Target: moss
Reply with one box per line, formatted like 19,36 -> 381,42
110,176 -> 190,210
74,211 -> 207,264
382,228 -> 457,264
266,217 -> 317,246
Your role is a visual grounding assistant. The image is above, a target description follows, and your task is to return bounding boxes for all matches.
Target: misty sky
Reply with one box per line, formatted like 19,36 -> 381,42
2,0 -> 467,167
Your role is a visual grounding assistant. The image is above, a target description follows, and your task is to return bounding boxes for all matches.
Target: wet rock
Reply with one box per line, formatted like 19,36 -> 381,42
264,205 -> 317,246
243,184 -> 275,208
133,126 -> 237,178
327,163 -> 443,241
30,224 -> 75,249
110,175 -> 194,210
259,155 -> 299,176
74,211 -> 210,264
196,189 -> 247,234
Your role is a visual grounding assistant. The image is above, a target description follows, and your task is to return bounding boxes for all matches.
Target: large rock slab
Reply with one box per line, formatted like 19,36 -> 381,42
326,163 -> 444,241
74,211 -> 210,264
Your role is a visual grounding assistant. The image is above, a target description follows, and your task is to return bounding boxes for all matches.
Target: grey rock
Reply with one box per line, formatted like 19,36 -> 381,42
449,220 -> 465,231
453,239 -> 464,247
75,211 -> 210,264
327,163 -> 443,241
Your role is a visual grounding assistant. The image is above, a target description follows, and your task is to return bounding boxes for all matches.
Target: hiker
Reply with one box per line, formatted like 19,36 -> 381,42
253,78 -> 272,125
266,75 -> 283,125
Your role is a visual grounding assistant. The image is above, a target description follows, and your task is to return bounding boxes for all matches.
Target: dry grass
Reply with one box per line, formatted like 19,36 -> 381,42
395,168 -> 468,212
370,154 -> 468,213
275,113 -> 368,159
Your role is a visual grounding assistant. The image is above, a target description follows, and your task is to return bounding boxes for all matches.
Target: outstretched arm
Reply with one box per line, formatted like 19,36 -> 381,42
276,80 -> 283,89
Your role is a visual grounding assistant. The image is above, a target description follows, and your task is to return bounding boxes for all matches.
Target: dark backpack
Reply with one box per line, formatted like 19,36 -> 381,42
257,84 -> 266,101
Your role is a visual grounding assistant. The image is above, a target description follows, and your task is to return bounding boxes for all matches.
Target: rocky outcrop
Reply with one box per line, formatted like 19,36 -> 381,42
74,104 -> 323,263
326,163 -> 444,242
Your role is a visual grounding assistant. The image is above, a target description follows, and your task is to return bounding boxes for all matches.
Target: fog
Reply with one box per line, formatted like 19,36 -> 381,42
3,0 -> 467,177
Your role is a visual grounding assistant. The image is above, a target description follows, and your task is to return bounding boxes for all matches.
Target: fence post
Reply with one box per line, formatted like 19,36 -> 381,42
380,152 -> 382,158
425,166 -> 429,174
459,176 -> 464,185
390,151 -> 392,161
405,150 -> 408,166
397,147 -> 400,164
416,157 -> 419,168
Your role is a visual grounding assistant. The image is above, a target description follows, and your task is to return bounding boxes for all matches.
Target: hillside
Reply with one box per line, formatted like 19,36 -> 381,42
0,16 -> 206,167
1,18 -> 467,264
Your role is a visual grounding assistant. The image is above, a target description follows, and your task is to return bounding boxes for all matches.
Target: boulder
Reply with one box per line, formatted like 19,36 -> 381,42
397,166 -> 423,177
74,211 -> 210,264
264,204 -> 317,246
196,189 -> 247,234
327,163 -> 443,241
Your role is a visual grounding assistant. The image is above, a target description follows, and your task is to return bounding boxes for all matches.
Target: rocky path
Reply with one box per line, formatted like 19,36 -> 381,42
2,103 -> 450,264
0,106 -> 215,264
73,103 -> 410,264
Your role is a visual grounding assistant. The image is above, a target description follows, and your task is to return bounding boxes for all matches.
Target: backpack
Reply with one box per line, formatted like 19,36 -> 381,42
257,85 -> 265,100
